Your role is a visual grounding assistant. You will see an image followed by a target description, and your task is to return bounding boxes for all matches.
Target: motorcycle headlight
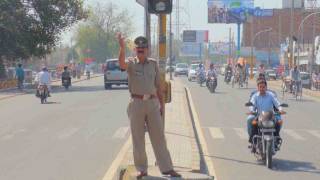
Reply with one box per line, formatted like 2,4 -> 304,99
261,120 -> 275,128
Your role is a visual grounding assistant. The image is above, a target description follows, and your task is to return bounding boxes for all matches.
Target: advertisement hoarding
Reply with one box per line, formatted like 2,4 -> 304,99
183,30 -> 209,43
209,42 -> 232,55
208,0 -> 254,23
180,42 -> 202,57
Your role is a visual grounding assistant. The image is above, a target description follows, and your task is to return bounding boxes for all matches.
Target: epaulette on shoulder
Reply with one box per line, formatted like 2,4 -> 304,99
148,58 -> 158,64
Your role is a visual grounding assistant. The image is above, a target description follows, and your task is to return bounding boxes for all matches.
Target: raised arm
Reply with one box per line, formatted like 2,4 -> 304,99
117,33 -> 127,70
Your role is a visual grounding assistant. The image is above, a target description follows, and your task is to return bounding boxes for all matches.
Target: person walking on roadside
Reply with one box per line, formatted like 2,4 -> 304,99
15,63 -> 25,90
117,33 -> 181,178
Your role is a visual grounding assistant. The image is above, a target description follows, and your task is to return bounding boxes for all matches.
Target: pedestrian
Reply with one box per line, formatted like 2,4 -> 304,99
15,63 -> 25,90
117,33 -> 181,178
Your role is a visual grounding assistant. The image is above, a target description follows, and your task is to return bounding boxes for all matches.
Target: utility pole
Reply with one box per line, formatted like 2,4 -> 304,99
229,28 -> 232,64
250,18 -> 254,79
169,13 -> 173,80
145,2 -> 151,56
159,14 -> 169,124
290,0 -> 294,68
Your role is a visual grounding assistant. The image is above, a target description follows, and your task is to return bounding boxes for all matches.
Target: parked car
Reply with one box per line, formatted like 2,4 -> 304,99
166,65 -> 175,73
104,59 -> 128,89
188,63 -> 199,81
265,69 -> 277,80
174,63 -> 189,76
300,72 -> 312,89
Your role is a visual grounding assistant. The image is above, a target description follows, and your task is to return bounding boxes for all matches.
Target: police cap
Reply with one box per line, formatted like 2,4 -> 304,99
134,36 -> 148,48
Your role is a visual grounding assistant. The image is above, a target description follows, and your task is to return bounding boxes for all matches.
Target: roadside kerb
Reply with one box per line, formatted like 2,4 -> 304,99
0,74 -> 103,101
112,79 -> 213,180
185,87 -> 217,180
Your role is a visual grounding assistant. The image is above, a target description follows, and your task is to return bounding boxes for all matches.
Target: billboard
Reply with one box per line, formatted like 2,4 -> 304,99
183,30 -> 209,43
180,42 -> 203,57
208,0 -> 254,23
209,42 -> 232,55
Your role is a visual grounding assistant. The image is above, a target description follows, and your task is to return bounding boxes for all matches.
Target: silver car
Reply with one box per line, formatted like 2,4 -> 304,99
174,63 -> 189,76
104,59 -> 128,89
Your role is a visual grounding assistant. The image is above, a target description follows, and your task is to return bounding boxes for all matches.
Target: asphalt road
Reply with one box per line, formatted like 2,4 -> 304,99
181,75 -> 320,180
0,76 -> 131,180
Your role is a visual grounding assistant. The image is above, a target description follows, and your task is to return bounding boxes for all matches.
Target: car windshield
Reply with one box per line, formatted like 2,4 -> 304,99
176,64 -> 188,68
107,61 -> 120,71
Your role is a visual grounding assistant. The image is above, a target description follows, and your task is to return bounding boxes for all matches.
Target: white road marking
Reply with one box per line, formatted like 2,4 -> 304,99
307,130 -> 320,139
112,127 -> 130,139
1,134 -> 14,141
209,127 -> 225,139
58,128 -> 79,139
0,129 -> 26,141
283,129 -> 306,140
234,128 -> 248,140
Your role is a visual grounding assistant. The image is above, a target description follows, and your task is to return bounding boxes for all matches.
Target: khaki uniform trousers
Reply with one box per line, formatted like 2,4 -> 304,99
127,98 -> 173,172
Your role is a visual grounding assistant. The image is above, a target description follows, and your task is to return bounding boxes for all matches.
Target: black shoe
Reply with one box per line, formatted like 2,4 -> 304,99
162,170 -> 181,177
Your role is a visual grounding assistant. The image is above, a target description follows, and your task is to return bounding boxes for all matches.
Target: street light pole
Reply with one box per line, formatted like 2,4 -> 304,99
296,11 -> 320,69
250,28 -> 272,79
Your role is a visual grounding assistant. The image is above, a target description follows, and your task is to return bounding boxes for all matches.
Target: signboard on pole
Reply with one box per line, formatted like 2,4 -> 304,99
209,42 -> 231,55
183,30 -> 209,43
180,42 -> 202,57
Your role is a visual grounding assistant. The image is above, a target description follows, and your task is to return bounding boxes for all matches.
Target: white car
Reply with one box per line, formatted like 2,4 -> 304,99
104,59 -> 128,89
174,63 -> 189,76
188,64 -> 199,81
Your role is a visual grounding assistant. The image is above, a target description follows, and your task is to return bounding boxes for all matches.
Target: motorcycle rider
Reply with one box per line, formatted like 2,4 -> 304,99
197,63 -> 206,83
224,63 -> 232,82
61,66 -> 71,86
289,65 -> 301,93
206,63 -> 218,87
247,79 -> 284,150
37,67 -> 52,97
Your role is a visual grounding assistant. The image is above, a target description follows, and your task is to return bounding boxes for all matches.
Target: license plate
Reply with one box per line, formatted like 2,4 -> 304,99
260,129 -> 276,133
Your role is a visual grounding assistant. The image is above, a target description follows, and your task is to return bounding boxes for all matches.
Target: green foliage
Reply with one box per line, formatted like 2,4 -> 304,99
74,2 -> 134,64
0,0 -> 87,78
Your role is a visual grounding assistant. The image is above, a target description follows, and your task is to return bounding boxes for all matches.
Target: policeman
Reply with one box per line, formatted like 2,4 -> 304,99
117,33 -> 181,178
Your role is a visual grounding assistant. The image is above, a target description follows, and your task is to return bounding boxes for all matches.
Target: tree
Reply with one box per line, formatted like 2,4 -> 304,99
74,2 -> 134,64
0,0 -> 87,78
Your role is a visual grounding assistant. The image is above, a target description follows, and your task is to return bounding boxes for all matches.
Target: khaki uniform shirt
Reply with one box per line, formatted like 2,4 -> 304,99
127,57 -> 161,95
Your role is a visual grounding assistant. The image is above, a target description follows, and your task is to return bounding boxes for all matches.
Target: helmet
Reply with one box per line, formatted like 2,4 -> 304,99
42,66 -> 48,71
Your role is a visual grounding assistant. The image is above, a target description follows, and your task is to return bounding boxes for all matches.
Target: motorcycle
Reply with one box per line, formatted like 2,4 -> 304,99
245,102 -> 288,169
207,76 -> 217,93
37,85 -> 49,104
62,77 -> 71,90
225,70 -> 232,84
86,71 -> 90,80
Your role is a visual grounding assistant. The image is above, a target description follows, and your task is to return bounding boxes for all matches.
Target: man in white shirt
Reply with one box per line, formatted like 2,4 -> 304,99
37,67 -> 52,96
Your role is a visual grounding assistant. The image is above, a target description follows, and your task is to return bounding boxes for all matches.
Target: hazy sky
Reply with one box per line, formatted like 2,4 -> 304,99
62,0 -> 283,44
